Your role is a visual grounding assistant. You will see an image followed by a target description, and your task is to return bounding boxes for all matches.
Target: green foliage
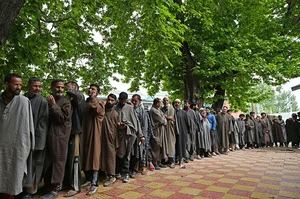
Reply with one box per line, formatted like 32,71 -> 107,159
258,86 -> 299,113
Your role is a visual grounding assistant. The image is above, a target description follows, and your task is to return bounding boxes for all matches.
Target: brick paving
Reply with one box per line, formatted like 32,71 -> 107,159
41,148 -> 300,199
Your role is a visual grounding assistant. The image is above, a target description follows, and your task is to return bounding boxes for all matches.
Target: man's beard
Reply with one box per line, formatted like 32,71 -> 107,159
53,90 -> 63,96
183,106 -> 188,110
174,106 -> 180,110
8,87 -> 20,95
106,103 -> 114,109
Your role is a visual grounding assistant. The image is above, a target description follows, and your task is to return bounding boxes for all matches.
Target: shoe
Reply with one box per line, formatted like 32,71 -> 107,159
40,192 -> 58,199
196,155 -> 201,159
200,155 -> 204,158
170,163 -> 175,169
123,174 -> 129,183
103,176 -> 116,187
216,152 -> 220,155
212,152 -> 216,156
154,164 -> 161,170
180,164 -> 186,169
141,166 -> 147,175
86,185 -> 98,195
190,155 -> 194,161
115,173 -> 122,179
130,171 -> 137,178
21,193 -> 32,199
149,162 -> 155,171
158,163 -> 167,168
64,190 -> 80,197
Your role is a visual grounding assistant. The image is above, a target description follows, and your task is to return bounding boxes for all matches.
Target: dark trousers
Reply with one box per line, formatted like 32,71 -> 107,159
63,134 -> 81,191
116,154 -> 130,175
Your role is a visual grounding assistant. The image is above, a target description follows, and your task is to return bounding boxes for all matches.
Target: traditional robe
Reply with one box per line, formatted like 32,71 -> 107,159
174,109 -> 189,158
101,106 -> 119,175
207,113 -> 218,151
236,119 -> 245,146
229,115 -> 238,145
273,119 -> 284,144
185,109 -> 198,153
195,111 -> 205,150
216,112 -> 233,149
115,103 -> 138,159
161,105 -> 176,157
0,93 -> 35,195
149,106 -> 168,161
131,105 -> 144,159
277,119 -> 287,142
262,117 -> 273,144
24,93 -> 49,192
44,95 -> 72,183
81,97 -> 104,171
256,121 -> 263,145
244,118 -> 254,144
252,118 -> 260,145
201,117 -> 212,152
285,119 -> 299,144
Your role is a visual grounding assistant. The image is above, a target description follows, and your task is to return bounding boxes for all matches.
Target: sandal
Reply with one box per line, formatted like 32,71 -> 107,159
141,166 -> 147,175
149,162 -> 155,171
64,190 -> 80,197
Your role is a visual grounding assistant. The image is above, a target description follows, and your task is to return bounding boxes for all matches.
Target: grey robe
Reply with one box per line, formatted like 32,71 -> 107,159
24,93 -> 49,190
201,117 -> 212,152
175,109 -> 189,158
149,106 -> 168,161
216,112 -> 233,149
195,111 -> 205,150
252,118 -> 260,144
277,119 -> 287,142
161,105 -> 176,157
262,117 -> 273,143
115,103 -> 139,159
0,94 -> 35,195
185,109 -> 198,153
244,118 -> 254,144
236,119 -> 245,146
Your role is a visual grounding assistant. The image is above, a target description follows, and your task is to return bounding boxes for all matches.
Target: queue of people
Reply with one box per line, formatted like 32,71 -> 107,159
0,73 -> 300,199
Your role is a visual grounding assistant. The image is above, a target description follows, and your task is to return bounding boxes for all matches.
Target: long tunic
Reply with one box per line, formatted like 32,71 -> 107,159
161,105 -> 176,157
216,112 -> 233,149
201,117 -> 212,152
131,105 -> 144,159
262,117 -> 273,143
236,119 -> 245,146
244,118 -> 254,144
0,93 -> 35,195
174,109 -> 189,158
229,115 -> 238,145
149,106 -> 168,161
195,111 -> 205,149
252,118 -> 260,144
285,119 -> 299,143
115,103 -> 139,159
101,106 -> 119,175
273,119 -> 284,144
24,93 -> 49,189
277,119 -> 287,142
81,97 -> 104,171
186,109 -> 197,153
44,95 -> 72,183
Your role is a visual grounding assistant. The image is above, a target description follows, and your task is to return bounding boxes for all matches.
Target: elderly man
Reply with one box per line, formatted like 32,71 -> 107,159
0,74 -> 34,198
173,99 -> 189,168
161,97 -> 176,168
41,79 -> 72,199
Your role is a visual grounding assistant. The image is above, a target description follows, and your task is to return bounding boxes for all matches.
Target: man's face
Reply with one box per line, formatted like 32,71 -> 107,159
184,101 -> 190,110
228,111 -> 232,115
88,86 -> 98,97
163,97 -> 169,106
174,101 -> 181,109
5,77 -> 22,95
66,83 -> 78,91
131,96 -> 140,107
200,110 -> 207,117
256,117 -> 261,122
261,114 -> 266,118
240,116 -> 245,120
278,116 -> 282,120
251,112 -> 255,117
106,96 -> 116,108
155,101 -> 162,107
51,82 -> 64,96
28,81 -> 42,96
206,108 -> 210,114
222,106 -> 228,113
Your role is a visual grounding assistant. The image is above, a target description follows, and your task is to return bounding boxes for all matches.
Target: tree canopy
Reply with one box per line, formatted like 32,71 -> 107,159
1,0 -> 300,109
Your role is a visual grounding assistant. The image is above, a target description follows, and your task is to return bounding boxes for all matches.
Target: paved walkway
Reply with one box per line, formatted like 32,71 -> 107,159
55,148 -> 300,199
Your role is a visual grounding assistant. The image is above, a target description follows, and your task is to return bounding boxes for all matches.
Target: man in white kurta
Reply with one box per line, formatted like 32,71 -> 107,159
0,74 -> 34,196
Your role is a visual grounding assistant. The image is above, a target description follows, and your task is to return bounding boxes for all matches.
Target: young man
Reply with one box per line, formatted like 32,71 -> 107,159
216,106 -> 233,154
22,77 -> 49,199
41,79 -> 72,199
101,94 -> 119,187
0,74 -> 34,198
81,84 -> 104,195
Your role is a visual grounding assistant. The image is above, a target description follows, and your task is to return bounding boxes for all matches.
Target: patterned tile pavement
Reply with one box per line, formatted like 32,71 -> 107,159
40,148 -> 300,199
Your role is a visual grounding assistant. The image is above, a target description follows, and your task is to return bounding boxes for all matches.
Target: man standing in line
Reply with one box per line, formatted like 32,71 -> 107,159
236,114 -> 246,149
173,99 -> 189,168
63,81 -> 85,197
216,106 -> 233,155
22,77 -> 49,199
183,100 -> 197,161
0,74 -> 34,198
101,94 -> 119,187
115,92 -> 139,183
41,79 -> 72,199
81,84 -> 104,195
206,107 -> 218,156
161,97 -> 176,168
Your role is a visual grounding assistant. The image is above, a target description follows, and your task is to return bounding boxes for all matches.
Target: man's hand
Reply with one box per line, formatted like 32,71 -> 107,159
228,131 -> 232,135
47,95 -> 56,105
117,122 -> 127,130
140,137 -> 145,143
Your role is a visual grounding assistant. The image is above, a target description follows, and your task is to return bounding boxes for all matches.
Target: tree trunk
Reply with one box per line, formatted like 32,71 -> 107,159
212,85 -> 225,112
0,0 -> 25,49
